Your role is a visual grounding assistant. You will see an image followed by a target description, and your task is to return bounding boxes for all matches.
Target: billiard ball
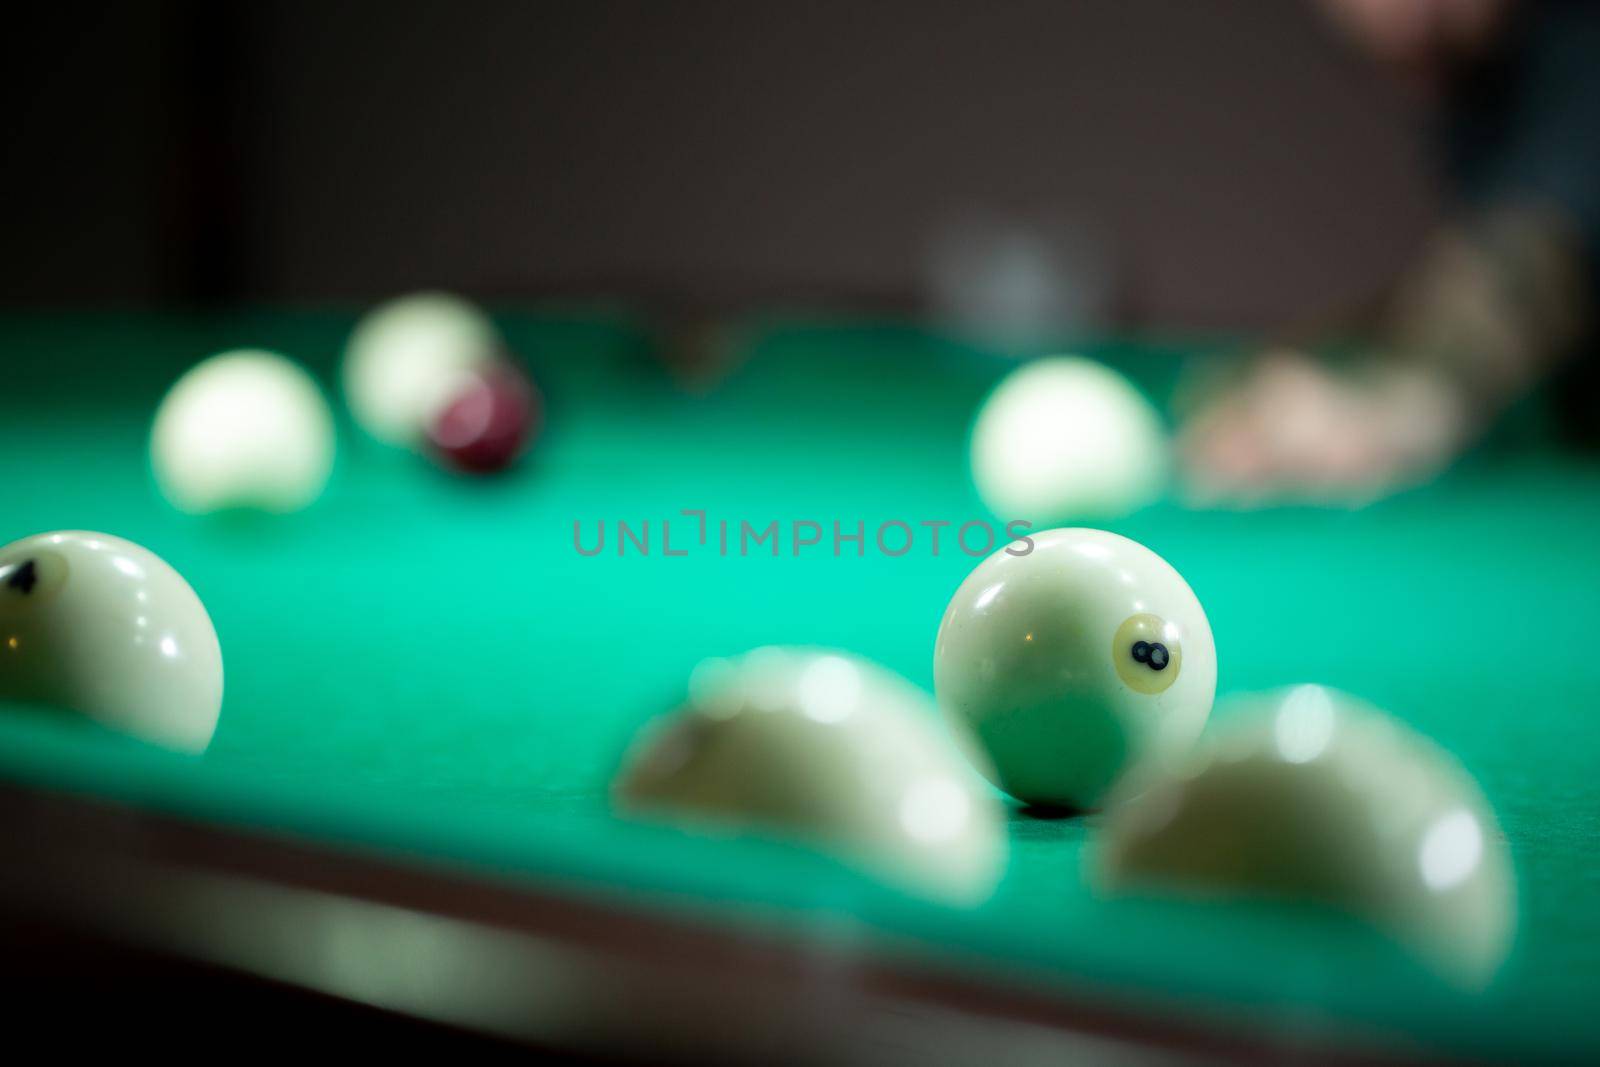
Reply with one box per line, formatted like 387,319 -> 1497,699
343,291 -> 500,447
614,647 -> 1006,904
150,349 -> 335,514
970,356 -> 1168,523
0,531 -> 223,752
425,361 -> 542,474
934,528 -> 1216,809
1092,686 -> 1514,988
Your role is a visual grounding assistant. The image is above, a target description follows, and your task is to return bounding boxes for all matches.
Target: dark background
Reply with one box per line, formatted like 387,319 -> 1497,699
4,1 -> 1439,329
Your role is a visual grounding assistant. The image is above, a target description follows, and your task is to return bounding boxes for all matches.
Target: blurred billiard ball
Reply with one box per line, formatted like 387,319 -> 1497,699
1093,686 -> 1515,988
935,527 -> 1217,810
150,350 -> 334,514
614,647 -> 1006,904
343,292 -> 500,448
425,361 -> 542,474
0,531 -> 223,752
971,356 -> 1168,523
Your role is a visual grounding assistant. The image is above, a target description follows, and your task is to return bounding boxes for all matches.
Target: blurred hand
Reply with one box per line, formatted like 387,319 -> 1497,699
1179,206 -> 1584,508
1178,349 -> 1470,507
1316,0 -> 1511,92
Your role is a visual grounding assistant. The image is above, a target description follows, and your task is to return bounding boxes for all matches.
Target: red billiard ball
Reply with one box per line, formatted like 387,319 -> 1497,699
426,362 -> 541,473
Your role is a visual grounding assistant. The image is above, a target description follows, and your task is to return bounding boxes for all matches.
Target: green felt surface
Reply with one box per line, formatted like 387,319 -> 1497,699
2,311 -> 1598,1060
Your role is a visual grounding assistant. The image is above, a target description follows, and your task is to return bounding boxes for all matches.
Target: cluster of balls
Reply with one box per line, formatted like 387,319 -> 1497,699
0,293 -> 542,767
615,528 -> 1513,988
149,292 -> 542,515
0,331 -> 1514,989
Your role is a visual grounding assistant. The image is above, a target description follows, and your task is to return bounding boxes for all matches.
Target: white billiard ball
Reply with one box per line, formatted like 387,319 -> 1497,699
151,350 -> 335,514
343,291 -> 501,447
971,356 -> 1168,523
614,647 -> 1006,904
0,531 -> 223,752
934,528 -> 1216,809
1092,686 -> 1515,988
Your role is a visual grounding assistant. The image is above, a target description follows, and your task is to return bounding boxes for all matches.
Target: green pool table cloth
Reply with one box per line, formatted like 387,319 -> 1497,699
1,311 -> 1596,1061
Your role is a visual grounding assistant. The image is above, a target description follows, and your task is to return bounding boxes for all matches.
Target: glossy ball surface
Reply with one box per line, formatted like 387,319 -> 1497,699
151,350 -> 335,514
934,528 -> 1216,809
1093,686 -> 1515,988
971,357 -> 1167,523
426,362 -> 542,474
0,531 -> 223,752
614,647 -> 1006,904
343,292 -> 500,447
